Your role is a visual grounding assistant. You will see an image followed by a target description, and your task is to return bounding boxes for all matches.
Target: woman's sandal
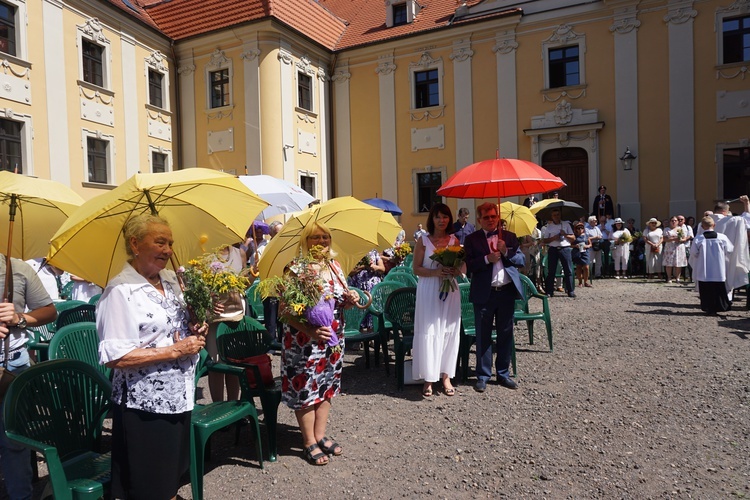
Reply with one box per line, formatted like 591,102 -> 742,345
422,385 -> 433,398
317,436 -> 343,456
444,386 -> 456,396
304,443 -> 329,465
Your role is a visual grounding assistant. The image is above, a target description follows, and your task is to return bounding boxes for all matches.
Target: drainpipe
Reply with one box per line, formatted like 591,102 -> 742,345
170,40 -> 183,169
327,53 -> 338,198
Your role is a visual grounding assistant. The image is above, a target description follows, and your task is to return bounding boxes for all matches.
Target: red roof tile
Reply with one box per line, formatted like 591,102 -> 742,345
105,0 -> 161,31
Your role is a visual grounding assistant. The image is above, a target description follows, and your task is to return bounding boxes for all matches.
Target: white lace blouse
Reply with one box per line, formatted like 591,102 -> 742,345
97,263 -> 197,414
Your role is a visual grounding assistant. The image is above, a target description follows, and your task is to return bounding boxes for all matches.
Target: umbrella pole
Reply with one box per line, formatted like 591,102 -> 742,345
4,194 -> 16,302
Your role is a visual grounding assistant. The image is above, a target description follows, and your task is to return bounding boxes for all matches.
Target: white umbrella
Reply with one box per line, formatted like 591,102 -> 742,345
238,175 -> 316,219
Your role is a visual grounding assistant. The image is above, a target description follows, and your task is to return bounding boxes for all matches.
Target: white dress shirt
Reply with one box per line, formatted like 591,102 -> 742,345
484,230 -> 510,286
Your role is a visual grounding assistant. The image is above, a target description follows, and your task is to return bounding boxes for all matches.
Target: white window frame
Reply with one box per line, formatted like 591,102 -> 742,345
82,128 -> 115,186
298,170 -> 317,198
148,144 -> 172,173
409,52 -> 444,111
411,165 -> 446,214
0,108 -> 32,175
295,56 -> 317,115
542,24 -> 586,90
385,0 -> 420,28
76,18 -> 112,90
716,2 -> 750,66
0,0 -> 27,61
145,51 -> 170,111
205,49 -> 233,110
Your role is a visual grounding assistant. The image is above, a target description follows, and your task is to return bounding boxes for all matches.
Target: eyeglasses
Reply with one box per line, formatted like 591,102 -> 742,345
481,215 -> 498,220
670,219 -> 677,222
307,235 -> 331,241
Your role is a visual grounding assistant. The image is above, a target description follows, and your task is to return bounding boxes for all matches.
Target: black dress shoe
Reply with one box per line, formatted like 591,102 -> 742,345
568,291 -> 576,298
546,293 -> 554,298
474,379 -> 487,392
497,377 -> 518,390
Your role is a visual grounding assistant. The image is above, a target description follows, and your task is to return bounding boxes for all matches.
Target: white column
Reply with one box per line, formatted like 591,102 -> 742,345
42,0 -> 70,185
611,6 -> 641,223
376,53 -> 397,203
665,1 -> 697,217
278,44 -> 295,183
493,30 -> 518,161
120,34 -> 140,177
451,39 -> 474,214
317,65 -> 330,201
177,59 -> 197,168
241,40 -> 262,175
332,64 -> 352,196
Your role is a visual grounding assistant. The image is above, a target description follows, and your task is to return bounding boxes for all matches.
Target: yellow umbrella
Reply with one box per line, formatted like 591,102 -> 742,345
499,201 -> 537,237
259,197 -> 388,279
0,171 -> 85,260
376,211 -> 403,251
47,168 -> 269,287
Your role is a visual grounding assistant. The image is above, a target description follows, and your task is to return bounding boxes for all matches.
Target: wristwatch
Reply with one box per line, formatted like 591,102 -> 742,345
14,314 -> 27,329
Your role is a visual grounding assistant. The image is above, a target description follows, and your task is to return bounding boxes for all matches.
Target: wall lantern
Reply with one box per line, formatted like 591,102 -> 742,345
619,147 -> 637,171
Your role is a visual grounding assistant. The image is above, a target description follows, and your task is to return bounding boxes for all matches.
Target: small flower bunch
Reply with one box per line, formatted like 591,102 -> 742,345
676,228 -> 685,240
429,245 -> 466,301
618,232 -> 633,244
632,231 -> 643,241
178,249 -> 252,324
392,243 -> 412,262
257,246 -> 341,349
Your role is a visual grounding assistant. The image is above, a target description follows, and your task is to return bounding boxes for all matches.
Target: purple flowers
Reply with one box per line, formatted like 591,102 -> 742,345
306,297 -> 338,347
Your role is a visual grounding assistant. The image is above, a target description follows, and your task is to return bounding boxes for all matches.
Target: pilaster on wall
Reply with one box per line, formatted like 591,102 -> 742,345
278,43 -> 295,183
451,39 -> 474,215
42,0 -> 70,184
610,3 -> 641,223
177,58 -> 197,168
665,0 -> 697,218
317,64 -> 330,201
332,63 -> 352,196
376,53 -> 398,204
242,40 -> 262,175
493,30 -> 519,162
121,34 -> 140,178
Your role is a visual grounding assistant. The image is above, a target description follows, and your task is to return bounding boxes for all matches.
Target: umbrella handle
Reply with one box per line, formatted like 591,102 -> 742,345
353,290 -> 372,310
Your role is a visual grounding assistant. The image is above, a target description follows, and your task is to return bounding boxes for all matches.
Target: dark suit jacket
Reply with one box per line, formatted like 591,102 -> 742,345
464,229 -> 525,305
592,194 -> 614,218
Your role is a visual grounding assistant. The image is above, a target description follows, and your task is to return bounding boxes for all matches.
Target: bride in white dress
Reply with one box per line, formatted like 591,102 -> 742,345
411,203 -> 464,398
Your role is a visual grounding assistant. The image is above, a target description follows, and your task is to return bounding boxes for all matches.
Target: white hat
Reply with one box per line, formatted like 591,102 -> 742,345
613,217 -> 624,225
645,217 -> 661,227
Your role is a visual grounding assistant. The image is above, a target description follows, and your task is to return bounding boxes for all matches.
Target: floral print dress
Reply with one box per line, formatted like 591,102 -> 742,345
280,260 -> 348,410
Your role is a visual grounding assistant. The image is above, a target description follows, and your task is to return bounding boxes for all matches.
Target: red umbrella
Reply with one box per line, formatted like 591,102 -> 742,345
437,158 -> 565,199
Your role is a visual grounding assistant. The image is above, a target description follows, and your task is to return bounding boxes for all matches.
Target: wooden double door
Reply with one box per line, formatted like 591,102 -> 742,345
541,148 -> 589,211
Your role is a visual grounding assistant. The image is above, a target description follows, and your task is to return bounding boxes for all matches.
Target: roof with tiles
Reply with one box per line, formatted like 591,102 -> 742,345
106,0 -> 518,51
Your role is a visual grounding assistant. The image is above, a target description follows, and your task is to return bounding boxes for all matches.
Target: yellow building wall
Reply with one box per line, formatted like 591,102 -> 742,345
348,60 -> 382,198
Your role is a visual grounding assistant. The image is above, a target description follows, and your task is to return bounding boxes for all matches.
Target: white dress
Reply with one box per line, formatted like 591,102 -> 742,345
412,234 -> 461,383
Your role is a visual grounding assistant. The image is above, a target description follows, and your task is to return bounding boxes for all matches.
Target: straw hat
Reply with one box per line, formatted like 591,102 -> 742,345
645,217 -> 661,227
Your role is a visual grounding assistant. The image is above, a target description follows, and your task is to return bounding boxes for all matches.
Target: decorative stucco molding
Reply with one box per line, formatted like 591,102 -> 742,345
77,18 -> 110,45
376,61 -> 396,75
717,65 -> 748,79
278,48 -> 293,66
296,55 -> 316,77
450,40 -> 474,63
79,85 -> 113,105
542,88 -> 586,102
492,38 -> 518,55
0,59 -> 29,79
207,49 -> 230,69
240,49 -> 261,61
410,107 -> 445,121
410,51 -> 440,70
317,68 -> 327,82
178,64 -> 195,76
664,7 -> 697,24
331,70 -> 351,83
543,24 -> 584,45
146,51 -> 168,72
716,0 -> 749,15
609,16 -> 641,34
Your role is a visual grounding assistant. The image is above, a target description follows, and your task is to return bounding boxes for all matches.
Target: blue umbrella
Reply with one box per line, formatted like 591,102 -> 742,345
362,197 -> 402,216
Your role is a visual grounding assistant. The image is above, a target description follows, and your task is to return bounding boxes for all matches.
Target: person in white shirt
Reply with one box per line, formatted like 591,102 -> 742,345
413,224 -> 428,243
585,215 -> 603,281
596,215 -> 612,278
25,258 -> 68,301
689,216 -> 734,315
677,215 -> 694,282
541,208 -> 575,297
609,218 -> 632,279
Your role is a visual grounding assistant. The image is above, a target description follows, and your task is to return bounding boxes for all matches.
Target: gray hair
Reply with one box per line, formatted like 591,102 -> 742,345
123,213 -> 170,258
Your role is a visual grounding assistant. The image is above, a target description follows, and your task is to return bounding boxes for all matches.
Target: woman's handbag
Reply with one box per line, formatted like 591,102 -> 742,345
210,291 -> 246,323
591,240 -> 602,252
227,353 -> 274,389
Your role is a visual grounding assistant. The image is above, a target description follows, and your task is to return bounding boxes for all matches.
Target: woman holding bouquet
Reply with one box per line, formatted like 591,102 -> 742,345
411,203 -> 463,398
608,218 -> 632,279
280,222 -> 360,466
643,218 -> 664,279
662,216 -> 687,283
96,214 -> 207,500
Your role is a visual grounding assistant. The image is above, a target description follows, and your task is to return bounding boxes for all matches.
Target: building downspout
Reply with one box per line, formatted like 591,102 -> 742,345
326,53 -> 338,198
170,40 -> 183,170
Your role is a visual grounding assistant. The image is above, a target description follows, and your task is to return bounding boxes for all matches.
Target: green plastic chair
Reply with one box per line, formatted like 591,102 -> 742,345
342,287 -> 380,368
383,272 -> 418,288
216,317 -> 282,462
190,350 -> 263,500
4,359 -> 112,500
27,300 -> 88,362
403,253 -> 414,268
59,281 -> 74,300
88,293 -> 101,305
368,280 -> 404,375
244,282 -> 264,322
56,304 -> 97,330
48,322 -> 111,380
456,283 -> 517,382
383,287 -> 417,390
513,274 -> 553,352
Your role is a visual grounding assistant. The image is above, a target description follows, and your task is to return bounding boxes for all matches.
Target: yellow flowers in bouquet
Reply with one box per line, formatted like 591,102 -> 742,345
429,245 -> 465,301
618,232 -> 633,244
393,243 -> 412,262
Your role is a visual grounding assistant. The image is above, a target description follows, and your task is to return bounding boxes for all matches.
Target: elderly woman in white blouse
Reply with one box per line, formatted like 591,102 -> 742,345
97,214 -> 207,500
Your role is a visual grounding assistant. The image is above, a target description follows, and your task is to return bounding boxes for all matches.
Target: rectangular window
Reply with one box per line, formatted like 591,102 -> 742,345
148,69 -> 164,108
82,39 -> 104,87
152,152 -> 167,173
723,147 -> 750,200
548,46 -> 580,88
300,175 -> 315,197
0,2 -> 16,56
87,137 -> 108,184
298,72 -> 312,111
723,15 -> 750,64
210,68 -> 229,108
0,118 -> 21,173
417,172 -> 442,213
414,69 -> 439,109
393,4 -> 408,26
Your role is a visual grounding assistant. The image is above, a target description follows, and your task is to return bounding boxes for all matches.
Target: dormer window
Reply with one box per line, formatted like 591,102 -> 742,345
386,0 -> 420,28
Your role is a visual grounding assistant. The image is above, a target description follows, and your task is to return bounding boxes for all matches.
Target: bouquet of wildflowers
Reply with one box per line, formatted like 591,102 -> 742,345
257,246 -> 341,349
618,232 -> 633,244
178,249 -> 252,324
429,246 -> 466,301
393,243 -> 412,263
676,228 -> 685,240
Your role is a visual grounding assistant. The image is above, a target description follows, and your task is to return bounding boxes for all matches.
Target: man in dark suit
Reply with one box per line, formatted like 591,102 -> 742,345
464,202 -> 525,392
592,185 -> 614,219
